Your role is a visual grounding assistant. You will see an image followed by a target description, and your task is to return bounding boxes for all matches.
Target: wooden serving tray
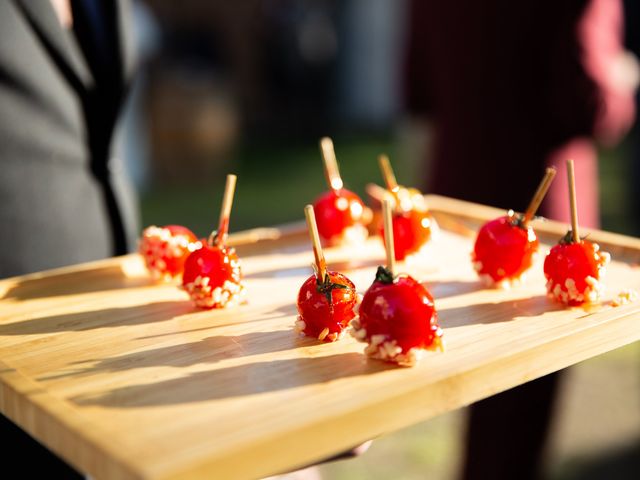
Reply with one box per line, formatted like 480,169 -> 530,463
1,195 -> 639,480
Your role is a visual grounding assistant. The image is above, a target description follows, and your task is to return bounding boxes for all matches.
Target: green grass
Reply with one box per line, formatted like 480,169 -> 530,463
317,412 -> 464,480
598,140 -> 635,235
141,135 -> 402,237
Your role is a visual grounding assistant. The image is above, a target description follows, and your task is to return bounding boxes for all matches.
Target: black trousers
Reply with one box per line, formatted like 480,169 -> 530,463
461,371 -> 563,480
0,414 -> 82,479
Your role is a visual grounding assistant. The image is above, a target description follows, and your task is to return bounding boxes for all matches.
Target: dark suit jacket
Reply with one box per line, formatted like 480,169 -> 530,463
0,0 -> 139,278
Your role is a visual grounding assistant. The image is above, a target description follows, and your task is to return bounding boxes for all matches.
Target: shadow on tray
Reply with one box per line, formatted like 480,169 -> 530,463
39,329 -> 309,381
71,352 -> 395,408
0,300 -> 193,336
1,264 -> 153,301
438,295 -> 565,328
0,299 -> 297,337
243,258 -> 381,280
426,279 -> 482,299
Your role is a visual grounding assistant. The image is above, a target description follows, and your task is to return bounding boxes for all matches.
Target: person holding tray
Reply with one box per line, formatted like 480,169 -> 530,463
0,0 -> 139,477
404,0 -> 638,478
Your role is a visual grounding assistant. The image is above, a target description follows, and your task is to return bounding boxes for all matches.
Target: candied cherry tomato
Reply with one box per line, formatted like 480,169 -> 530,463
295,271 -> 358,342
472,212 -> 538,286
351,267 -> 443,366
544,235 -> 609,306
313,189 -> 368,246
139,225 -> 200,281
380,209 -> 434,261
182,244 -> 245,309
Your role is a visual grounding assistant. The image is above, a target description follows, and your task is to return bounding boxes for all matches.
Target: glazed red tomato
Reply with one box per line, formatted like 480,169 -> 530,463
544,237 -> 609,306
472,213 -> 538,285
380,209 -> 434,260
352,267 -> 442,366
295,271 -> 358,342
139,225 -> 199,281
313,189 -> 368,246
182,244 -> 245,309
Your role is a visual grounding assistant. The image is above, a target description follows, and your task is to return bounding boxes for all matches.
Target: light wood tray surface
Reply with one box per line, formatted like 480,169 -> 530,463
1,195 -> 639,480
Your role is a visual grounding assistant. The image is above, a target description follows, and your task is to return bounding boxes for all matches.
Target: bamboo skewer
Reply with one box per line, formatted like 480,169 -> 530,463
320,137 -> 344,191
225,222 -> 307,247
567,159 -> 580,242
523,167 -> 557,225
382,198 -> 396,277
365,182 -> 388,204
304,205 -> 327,282
378,154 -> 399,194
211,174 -> 237,246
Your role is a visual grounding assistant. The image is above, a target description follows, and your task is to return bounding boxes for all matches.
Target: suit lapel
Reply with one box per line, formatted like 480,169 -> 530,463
115,0 -> 136,85
14,0 -> 94,91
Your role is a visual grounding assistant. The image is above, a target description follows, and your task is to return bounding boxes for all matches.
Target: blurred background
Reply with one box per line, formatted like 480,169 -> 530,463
122,0 -> 412,235
118,1 -> 639,478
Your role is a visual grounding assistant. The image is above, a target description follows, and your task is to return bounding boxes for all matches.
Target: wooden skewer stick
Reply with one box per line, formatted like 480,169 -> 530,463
378,154 -> 399,194
365,182 -> 387,205
382,198 -> 396,277
320,137 -> 344,191
523,167 -> 557,225
304,205 -> 327,282
226,222 -> 308,247
212,174 -> 237,246
567,159 -> 580,242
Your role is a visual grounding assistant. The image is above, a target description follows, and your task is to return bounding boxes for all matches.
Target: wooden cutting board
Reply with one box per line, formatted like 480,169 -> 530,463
1,195 -> 639,480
